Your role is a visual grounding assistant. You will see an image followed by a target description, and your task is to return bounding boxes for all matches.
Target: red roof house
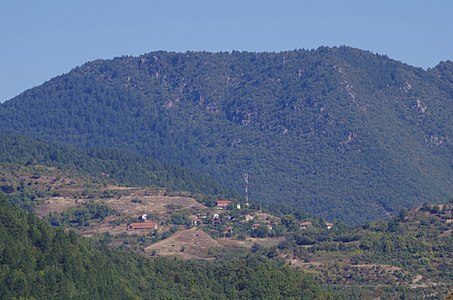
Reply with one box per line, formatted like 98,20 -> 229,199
216,200 -> 232,209
299,221 -> 313,229
128,222 -> 158,230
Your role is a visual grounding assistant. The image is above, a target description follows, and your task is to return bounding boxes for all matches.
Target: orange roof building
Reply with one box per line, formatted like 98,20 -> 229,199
128,222 -> 158,230
216,200 -> 232,209
299,221 -> 313,229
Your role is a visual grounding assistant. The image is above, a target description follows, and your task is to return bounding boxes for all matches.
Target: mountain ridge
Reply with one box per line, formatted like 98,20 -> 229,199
2,46 -> 453,223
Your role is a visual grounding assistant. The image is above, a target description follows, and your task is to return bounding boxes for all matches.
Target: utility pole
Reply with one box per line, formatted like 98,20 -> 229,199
244,173 -> 250,207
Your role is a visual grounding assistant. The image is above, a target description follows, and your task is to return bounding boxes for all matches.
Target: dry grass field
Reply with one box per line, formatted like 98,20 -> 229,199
144,227 -> 220,260
35,196 -> 81,217
107,193 -> 206,217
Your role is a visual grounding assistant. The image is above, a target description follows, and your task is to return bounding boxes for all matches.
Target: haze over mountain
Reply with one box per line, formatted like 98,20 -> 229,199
2,46 -> 453,223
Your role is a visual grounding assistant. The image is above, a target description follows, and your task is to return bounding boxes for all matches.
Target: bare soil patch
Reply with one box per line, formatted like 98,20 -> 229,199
144,227 -> 220,260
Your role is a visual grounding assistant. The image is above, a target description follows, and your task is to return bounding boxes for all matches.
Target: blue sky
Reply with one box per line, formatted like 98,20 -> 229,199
1,0 -> 452,102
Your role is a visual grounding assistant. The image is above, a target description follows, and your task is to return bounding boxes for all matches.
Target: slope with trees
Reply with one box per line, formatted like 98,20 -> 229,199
0,193 -> 333,299
2,47 -> 453,223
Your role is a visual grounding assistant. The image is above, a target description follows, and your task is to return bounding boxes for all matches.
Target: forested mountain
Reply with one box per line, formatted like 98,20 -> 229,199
2,47 -> 453,223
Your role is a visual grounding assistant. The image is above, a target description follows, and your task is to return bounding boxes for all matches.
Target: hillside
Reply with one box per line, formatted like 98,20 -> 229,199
0,161 -> 451,299
0,134 -> 227,197
0,193 -> 333,299
2,47 -> 453,223
278,202 -> 453,299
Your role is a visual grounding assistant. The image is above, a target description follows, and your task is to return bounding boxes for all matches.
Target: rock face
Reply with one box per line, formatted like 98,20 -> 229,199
2,46 -> 453,223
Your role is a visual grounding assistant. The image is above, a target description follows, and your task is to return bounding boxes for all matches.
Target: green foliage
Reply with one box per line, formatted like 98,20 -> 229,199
252,226 -> 269,238
0,134 -> 228,197
46,202 -> 116,227
2,48 -> 453,223
170,213 -> 190,225
280,203 -> 453,298
0,193 -> 332,299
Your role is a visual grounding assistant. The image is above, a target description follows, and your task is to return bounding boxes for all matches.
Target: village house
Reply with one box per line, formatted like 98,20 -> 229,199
299,221 -> 313,229
325,222 -> 334,230
216,200 -> 232,209
128,221 -> 158,230
244,214 -> 254,221
197,214 -> 207,220
189,215 -> 199,226
252,223 -> 261,229
212,213 -> 221,225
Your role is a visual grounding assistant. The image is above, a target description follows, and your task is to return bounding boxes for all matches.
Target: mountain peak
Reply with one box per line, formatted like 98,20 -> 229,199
430,60 -> 453,83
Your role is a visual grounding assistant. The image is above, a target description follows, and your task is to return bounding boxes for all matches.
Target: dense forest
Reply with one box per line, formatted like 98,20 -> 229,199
0,134 -> 228,197
0,193 -> 333,299
2,47 -> 453,223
